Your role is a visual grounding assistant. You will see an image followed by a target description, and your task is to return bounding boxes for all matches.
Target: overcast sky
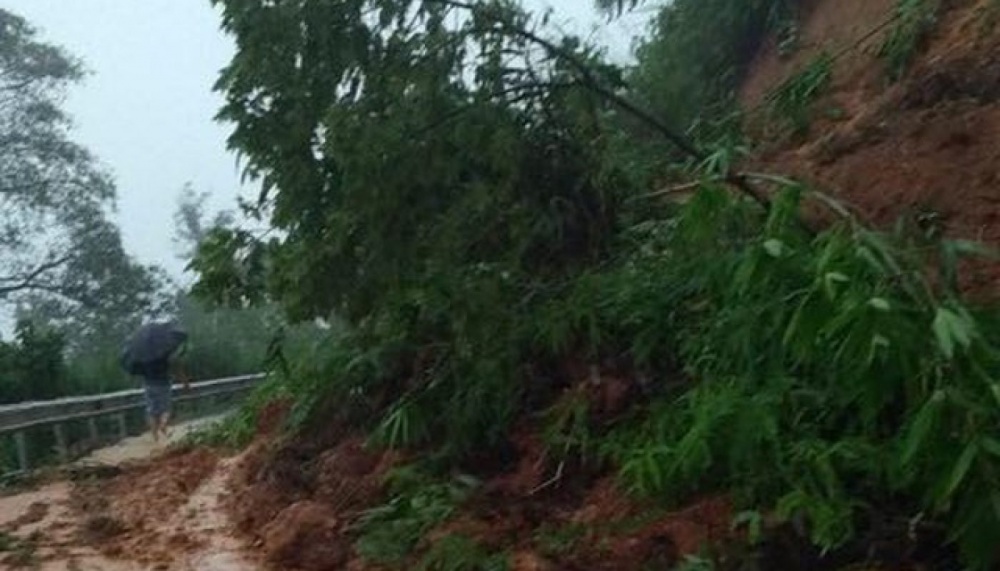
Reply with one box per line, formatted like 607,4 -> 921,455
3,0 -> 651,279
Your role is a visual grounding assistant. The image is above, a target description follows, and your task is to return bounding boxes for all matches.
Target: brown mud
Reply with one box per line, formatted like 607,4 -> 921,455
744,0 -> 1000,296
0,419 -> 261,570
218,372 -> 738,571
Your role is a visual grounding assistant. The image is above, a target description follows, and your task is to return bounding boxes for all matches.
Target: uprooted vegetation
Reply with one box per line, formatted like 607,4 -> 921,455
193,0 -> 1000,569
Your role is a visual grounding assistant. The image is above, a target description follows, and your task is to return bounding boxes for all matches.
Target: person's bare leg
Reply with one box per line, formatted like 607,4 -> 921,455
149,415 -> 160,443
159,412 -> 171,440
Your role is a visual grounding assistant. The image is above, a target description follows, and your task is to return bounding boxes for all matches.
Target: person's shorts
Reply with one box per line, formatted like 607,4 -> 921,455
143,382 -> 172,418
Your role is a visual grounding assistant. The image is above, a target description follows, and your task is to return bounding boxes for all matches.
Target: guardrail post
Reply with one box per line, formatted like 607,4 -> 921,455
14,431 -> 28,472
53,423 -> 67,462
88,417 -> 99,443
116,413 -> 128,440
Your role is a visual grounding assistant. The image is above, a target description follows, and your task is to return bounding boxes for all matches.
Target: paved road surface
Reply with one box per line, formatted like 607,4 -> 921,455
78,414 -> 227,466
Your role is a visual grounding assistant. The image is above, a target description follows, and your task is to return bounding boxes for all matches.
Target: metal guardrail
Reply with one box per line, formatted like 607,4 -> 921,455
0,373 -> 265,473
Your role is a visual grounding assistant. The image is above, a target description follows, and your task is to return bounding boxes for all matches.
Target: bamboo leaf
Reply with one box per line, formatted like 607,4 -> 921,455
823,272 -> 850,299
948,239 -> 999,260
901,391 -> 944,466
764,238 -> 785,258
980,437 -> 1000,459
932,308 -> 957,358
942,441 -> 978,501
868,297 -> 891,312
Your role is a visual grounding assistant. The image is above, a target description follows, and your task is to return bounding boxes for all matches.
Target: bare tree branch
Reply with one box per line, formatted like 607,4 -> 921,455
0,255 -> 70,297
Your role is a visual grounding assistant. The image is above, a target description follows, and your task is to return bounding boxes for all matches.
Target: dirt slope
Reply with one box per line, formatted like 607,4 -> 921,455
744,0 -> 1000,294
212,386 -> 743,571
741,0 -> 897,108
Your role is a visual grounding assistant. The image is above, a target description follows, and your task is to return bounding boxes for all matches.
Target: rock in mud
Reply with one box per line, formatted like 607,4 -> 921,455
262,500 -> 347,570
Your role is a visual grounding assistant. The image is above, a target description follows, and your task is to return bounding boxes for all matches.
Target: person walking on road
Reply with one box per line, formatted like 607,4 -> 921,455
120,320 -> 191,443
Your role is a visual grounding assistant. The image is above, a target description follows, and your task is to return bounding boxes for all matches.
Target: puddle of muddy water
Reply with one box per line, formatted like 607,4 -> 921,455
0,424 -> 261,571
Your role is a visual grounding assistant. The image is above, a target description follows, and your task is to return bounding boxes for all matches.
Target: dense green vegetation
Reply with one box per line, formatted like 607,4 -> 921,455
192,0 -> 1000,568
629,0 -> 797,135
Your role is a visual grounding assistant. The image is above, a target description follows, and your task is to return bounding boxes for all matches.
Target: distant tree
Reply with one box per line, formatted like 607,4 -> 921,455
0,8 -> 130,307
593,0 -> 646,17
0,319 -> 69,403
172,181 -> 297,379
15,224 -> 174,357
173,182 -> 235,262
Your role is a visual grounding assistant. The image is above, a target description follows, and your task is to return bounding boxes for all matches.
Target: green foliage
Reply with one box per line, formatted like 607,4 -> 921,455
533,522 -> 587,558
880,0 -> 940,81
417,535 -> 508,571
182,376 -> 289,449
174,295 -> 279,380
184,316 -> 350,449
541,386 -> 593,459
0,530 -> 38,567
766,52 -> 833,135
731,510 -> 765,545
202,0 -> 636,458
0,320 -> 70,404
675,554 -> 716,571
207,0 -> 625,317
355,467 -> 480,565
630,0 -> 799,137
568,185 -> 1000,566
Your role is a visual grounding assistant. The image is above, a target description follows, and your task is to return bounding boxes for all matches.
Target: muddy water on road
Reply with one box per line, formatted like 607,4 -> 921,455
0,417 -> 260,570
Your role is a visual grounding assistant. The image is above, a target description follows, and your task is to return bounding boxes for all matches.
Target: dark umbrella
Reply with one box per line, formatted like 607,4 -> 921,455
120,321 -> 188,375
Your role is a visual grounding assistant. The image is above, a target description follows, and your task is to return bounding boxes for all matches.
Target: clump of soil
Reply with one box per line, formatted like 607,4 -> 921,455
311,437 -> 394,513
79,514 -> 127,544
69,447 -> 219,567
109,447 -> 218,526
2,501 -> 50,533
429,477 -> 734,570
255,399 -> 292,437
425,410 -> 736,571
225,361 -> 726,570
0,530 -> 41,569
226,440 -> 311,536
226,433 -> 399,570
261,501 -> 347,570
484,428 -> 552,499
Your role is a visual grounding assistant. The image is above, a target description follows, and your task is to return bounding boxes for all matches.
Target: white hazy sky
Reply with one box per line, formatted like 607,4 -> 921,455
2,0 -> 652,278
